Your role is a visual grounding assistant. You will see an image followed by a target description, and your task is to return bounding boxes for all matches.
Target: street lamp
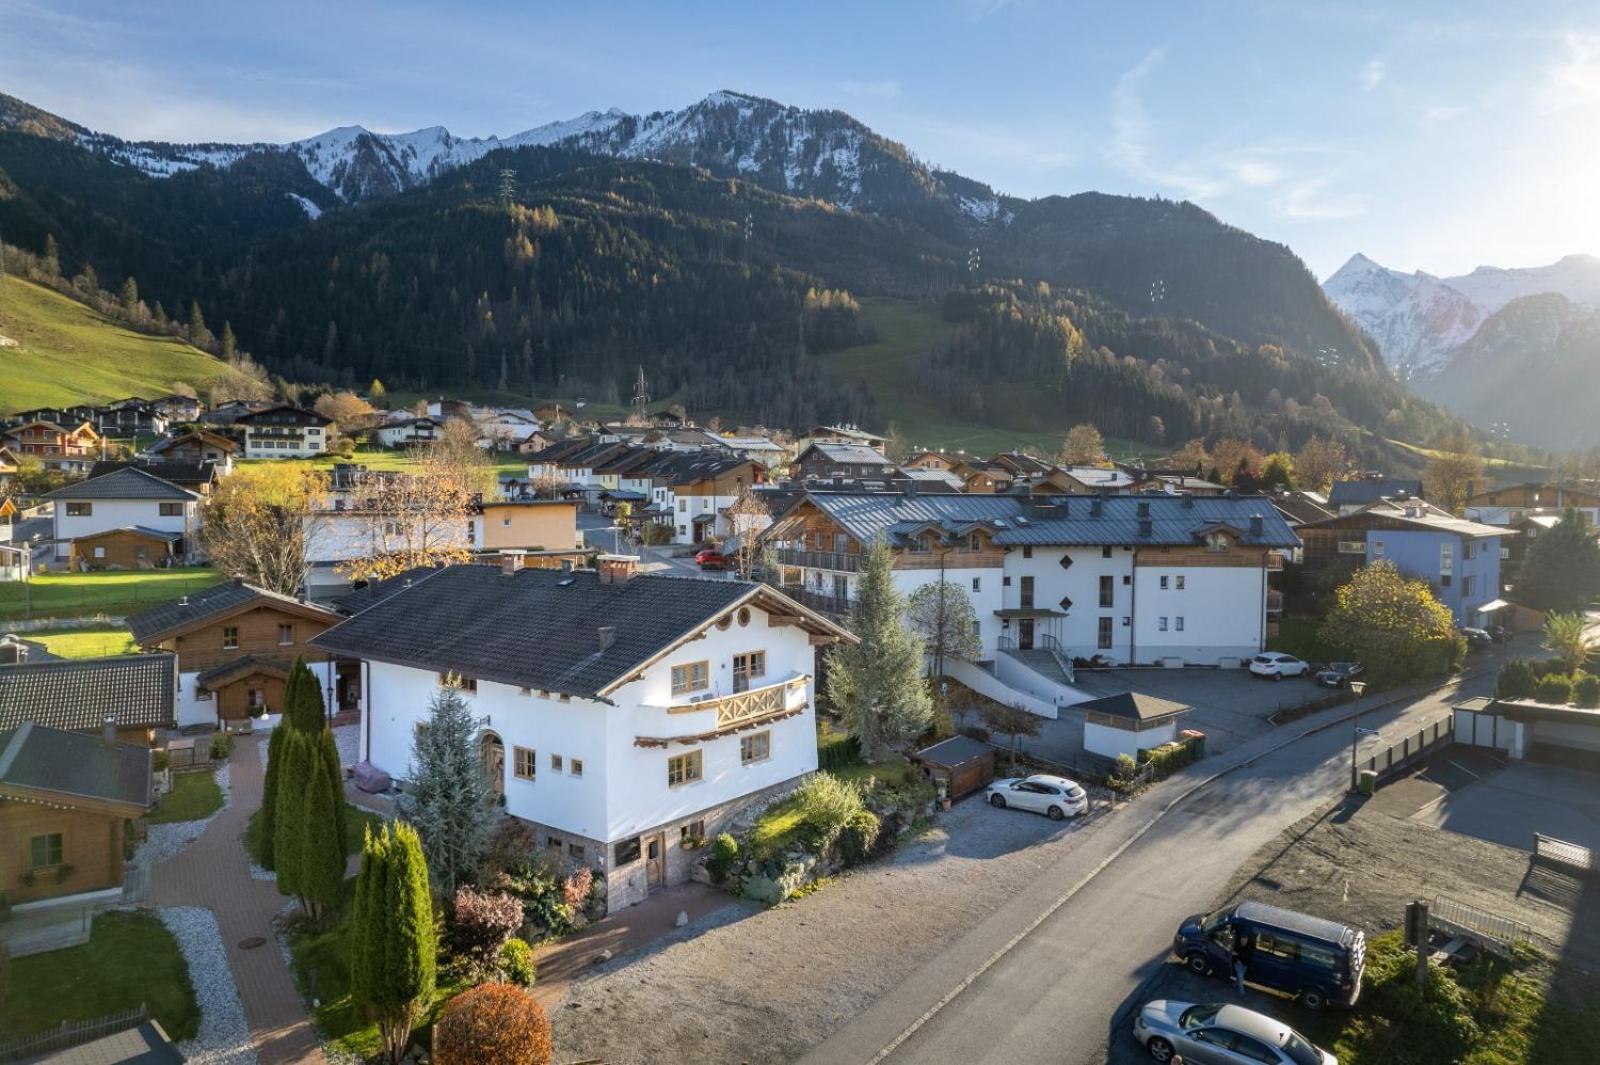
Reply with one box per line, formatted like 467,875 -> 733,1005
1349,680 -> 1369,791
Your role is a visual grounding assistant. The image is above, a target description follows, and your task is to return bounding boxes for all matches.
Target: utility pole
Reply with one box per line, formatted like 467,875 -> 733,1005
1348,680 -> 1367,790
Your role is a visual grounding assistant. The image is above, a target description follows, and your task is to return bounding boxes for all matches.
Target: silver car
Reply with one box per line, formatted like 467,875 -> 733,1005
1132,1000 -> 1335,1064
984,774 -> 1087,820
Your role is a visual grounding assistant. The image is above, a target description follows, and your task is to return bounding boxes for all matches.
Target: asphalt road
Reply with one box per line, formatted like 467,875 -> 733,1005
802,665 -> 1499,1065
577,512 -> 719,577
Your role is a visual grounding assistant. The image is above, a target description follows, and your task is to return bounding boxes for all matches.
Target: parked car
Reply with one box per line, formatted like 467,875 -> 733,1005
1172,900 -> 1366,1010
1460,627 -> 1494,651
1313,662 -> 1364,689
1484,623 -> 1510,644
695,547 -> 731,570
1249,653 -> 1310,681
984,774 -> 1087,821
1132,1000 -> 1335,1064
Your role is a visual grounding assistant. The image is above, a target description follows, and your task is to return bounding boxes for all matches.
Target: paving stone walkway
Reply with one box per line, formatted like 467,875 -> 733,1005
150,735 -> 327,1065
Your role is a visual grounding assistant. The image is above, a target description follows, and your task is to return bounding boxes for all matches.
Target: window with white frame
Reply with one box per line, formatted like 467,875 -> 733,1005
1337,540 -> 1367,554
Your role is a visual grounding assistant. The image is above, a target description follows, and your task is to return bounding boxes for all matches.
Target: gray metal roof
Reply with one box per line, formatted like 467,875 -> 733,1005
803,442 -> 894,466
311,565 -> 841,701
0,654 -> 176,732
42,466 -> 198,502
1328,478 -> 1422,507
788,492 -> 1300,549
0,721 -> 152,810
915,735 -> 994,767
1076,691 -> 1190,722
127,578 -> 336,643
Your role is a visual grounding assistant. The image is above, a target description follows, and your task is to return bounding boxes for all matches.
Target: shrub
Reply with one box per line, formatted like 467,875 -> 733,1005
836,809 -> 882,867
560,866 -> 592,912
450,887 -> 524,976
1494,658 -> 1537,700
1142,741 -> 1194,781
817,730 -> 862,772
1342,932 -> 1479,1065
499,938 -> 536,987
793,773 -> 865,849
1535,673 -> 1575,705
1576,673 -> 1600,709
433,983 -> 552,1065
209,732 -> 234,760
707,833 -> 739,882
1114,753 -> 1137,780
152,749 -> 170,772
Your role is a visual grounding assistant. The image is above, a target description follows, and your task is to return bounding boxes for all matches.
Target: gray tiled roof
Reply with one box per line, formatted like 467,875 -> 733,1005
127,578 -> 336,643
789,492 -> 1300,548
1328,478 -> 1422,507
43,465 -> 198,502
0,654 -> 176,732
329,565 -> 447,615
804,442 -> 894,466
89,460 -> 220,489
311,565 -> 765,701
0,721 -> 152,809
1077,691 -> 1191,722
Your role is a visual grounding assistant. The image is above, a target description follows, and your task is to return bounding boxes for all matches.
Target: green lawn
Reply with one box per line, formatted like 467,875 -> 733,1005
238,446 -> 529,480
245,803 -> 387,864
0,910 -> 200,1040
0,567 -> 222,621
149,769 -> 225,824
29,627 -> 137,658
0,277 -> 228,415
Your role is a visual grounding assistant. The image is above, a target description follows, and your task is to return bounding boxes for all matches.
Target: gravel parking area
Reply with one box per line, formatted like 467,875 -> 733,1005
156,906 -> 258,1065
553,791 -> 1111,1065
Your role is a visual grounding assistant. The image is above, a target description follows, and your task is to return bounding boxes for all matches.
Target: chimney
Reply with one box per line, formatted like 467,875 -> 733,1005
597,553 -> 639,584
598,625 -> 616,652
102,716 -> 117,748
1249,514 -> 1264,538
1138,517 -> 1153,538
561,559 -> 574,574
501,550 -> 526,576
177,595 -> 190,608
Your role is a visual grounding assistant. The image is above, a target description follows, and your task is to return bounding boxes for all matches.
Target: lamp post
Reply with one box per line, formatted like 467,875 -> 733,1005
1349,680 -> 1368,790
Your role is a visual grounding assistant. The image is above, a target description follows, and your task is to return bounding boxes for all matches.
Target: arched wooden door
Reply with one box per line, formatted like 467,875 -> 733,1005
480,731 -> 505,799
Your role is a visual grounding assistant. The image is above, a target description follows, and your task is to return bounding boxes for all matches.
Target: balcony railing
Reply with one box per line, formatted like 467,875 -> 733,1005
784,587 -> 852,618
670,676 -> 808,727
775,547 -> 861,572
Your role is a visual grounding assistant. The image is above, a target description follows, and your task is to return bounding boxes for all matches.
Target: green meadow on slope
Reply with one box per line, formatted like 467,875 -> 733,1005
0,277 -> 227,413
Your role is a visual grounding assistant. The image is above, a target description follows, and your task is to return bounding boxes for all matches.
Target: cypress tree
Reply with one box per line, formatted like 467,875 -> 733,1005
318,727 -> 348,856
824,540 -> 932,761
273,728 -> 311,899
351,822 -> 437,1065
297,737 -> 346,919
258,724 -> 288,870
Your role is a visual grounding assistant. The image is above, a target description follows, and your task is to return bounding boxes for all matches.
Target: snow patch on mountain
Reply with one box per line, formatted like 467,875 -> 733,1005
1323,252 -> 1600,378
286,193 -> 322,219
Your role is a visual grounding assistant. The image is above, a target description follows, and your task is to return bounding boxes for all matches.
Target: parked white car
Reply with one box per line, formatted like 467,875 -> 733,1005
1132,1000 -> 1335,1064
1249,652 -> 1310,681
984,774 -> 1088,821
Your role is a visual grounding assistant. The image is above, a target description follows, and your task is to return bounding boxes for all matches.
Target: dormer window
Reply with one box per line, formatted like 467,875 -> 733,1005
1205,532 -> 1230,553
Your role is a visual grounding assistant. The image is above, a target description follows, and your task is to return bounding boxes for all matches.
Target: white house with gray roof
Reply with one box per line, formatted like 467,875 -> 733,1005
311,555 -> 853,912
41,466 -> 201,563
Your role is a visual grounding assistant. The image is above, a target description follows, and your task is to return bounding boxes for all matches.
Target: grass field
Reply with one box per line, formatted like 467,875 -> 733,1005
817,298 -> 1162,459
239,446 -> 530,480
28,628 -> 138,658
0,910 -> 200,1040
0,567 -> 222,620
149,769 -> 225,824
0,278 -> 228,415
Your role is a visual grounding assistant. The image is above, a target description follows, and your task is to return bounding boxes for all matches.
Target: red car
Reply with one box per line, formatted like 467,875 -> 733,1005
695,547 -> 730,570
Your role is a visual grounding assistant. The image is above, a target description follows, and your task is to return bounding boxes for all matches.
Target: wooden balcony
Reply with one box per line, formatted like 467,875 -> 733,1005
639,676 -> 810,748
775,547 -> 860,572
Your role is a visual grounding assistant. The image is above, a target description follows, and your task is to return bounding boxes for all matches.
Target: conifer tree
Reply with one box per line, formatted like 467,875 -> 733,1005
1515,508 -> 1600,614
258,724 -> 288,869
351,822 -> 437,1065
284,657 -> 326,732
272,727 -> 312,899
825,540 -> 932,760
188,299 -> 213,349
120,276 -> 139,309
398,682 -> 493,894
297,737 -> 346,919
317,726 -> 348,856
221,321 -> 237,361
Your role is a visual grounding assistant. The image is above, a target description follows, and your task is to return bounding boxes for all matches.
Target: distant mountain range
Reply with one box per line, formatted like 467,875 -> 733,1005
0,87 -> 1457,459
1323,252 -> 1600,447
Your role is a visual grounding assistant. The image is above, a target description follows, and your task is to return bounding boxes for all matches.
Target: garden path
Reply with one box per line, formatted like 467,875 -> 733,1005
150,735 -> 327,1065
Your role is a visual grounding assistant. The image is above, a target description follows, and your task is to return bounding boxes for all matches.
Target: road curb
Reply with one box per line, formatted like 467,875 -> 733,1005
866,662 -> 1497,1064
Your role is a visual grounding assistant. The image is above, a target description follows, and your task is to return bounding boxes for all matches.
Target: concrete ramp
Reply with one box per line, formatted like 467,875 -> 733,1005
946,658 -> 1089,719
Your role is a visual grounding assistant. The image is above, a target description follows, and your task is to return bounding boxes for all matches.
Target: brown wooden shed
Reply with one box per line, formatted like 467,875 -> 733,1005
913,735 -> 997,800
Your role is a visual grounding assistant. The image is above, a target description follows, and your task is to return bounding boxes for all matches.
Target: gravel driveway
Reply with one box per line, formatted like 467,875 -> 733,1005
553,788 -> 1112,1065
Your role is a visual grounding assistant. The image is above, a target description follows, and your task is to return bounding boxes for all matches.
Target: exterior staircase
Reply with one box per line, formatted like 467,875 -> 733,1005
1009,647 -> 1075,687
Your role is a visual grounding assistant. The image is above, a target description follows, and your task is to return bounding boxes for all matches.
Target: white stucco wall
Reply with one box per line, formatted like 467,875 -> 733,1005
1132,564 -> 1266,665
1084,719 -> 1177,762
53,499 -> 195,559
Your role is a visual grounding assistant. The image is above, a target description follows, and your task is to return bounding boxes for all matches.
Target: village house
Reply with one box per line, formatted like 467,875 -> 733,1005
311,556 -> 853,912
0,722 -> 153,907
375,416 -> 442,449
89,460 -> 222,497
1296,496 -> 1510,626
0,653 -> 178,744
233,404 -> 332,458
761,491 -> 1298,706
650,452 -> 768,544
302,505 -> 473,599
42,465 -> 201,567
1327,474 -> 1423,515
149,393 -> 204,422
792,442 -> 897,483
474,499 -> 583,553
3,419 -> 103,473
796,424 -> 887,454
127,579 -> 349,728
93,397 -> 170,438
145,429 -> 238,471
1464,482 -> 1600,527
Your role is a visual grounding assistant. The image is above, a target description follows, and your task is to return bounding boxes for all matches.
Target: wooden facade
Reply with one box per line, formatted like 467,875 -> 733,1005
71,528 -> 179,570
1133,543 -> 1272,569
0,802 -> 129,904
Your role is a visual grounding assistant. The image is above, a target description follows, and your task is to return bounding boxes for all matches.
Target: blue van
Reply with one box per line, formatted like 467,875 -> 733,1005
1172,901 -> 1366,1010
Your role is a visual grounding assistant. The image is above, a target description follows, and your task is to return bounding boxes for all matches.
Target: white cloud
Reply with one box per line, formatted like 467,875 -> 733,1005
1359,58 -> 1385,92
1109,48 -> 1225,199
1542,31 -> 1600,109
838,79 -> 901,100
1423,104 -> 1466,121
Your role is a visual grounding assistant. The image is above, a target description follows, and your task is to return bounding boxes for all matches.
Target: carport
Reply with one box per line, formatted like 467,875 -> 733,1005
913,735 -> 996,800
1078,691 -> 1191,762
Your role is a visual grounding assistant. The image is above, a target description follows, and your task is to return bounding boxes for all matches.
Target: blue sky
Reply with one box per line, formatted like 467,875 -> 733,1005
5,0 -> 1599,278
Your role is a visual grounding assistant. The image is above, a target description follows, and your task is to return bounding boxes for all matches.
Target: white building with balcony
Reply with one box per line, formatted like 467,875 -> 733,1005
311,555 -> 853,912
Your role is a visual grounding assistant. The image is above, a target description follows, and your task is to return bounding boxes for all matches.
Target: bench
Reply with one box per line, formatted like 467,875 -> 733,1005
1535,833 -> 1594,876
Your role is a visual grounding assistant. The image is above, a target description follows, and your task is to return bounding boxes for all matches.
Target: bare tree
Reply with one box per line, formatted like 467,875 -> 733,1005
979,702 -> 1044,771
1057,424 -> 1106,466
201,465 -> 330,595
1425,431 -> 1484,515
725,486 -> 771,579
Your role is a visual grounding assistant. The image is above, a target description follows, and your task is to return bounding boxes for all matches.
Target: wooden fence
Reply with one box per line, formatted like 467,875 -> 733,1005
0,1004 -> 149,1062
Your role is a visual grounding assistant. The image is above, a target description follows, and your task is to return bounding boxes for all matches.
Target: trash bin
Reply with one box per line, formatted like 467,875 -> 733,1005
1358,769 -> 1378,796
1181,728 -> 1207,759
